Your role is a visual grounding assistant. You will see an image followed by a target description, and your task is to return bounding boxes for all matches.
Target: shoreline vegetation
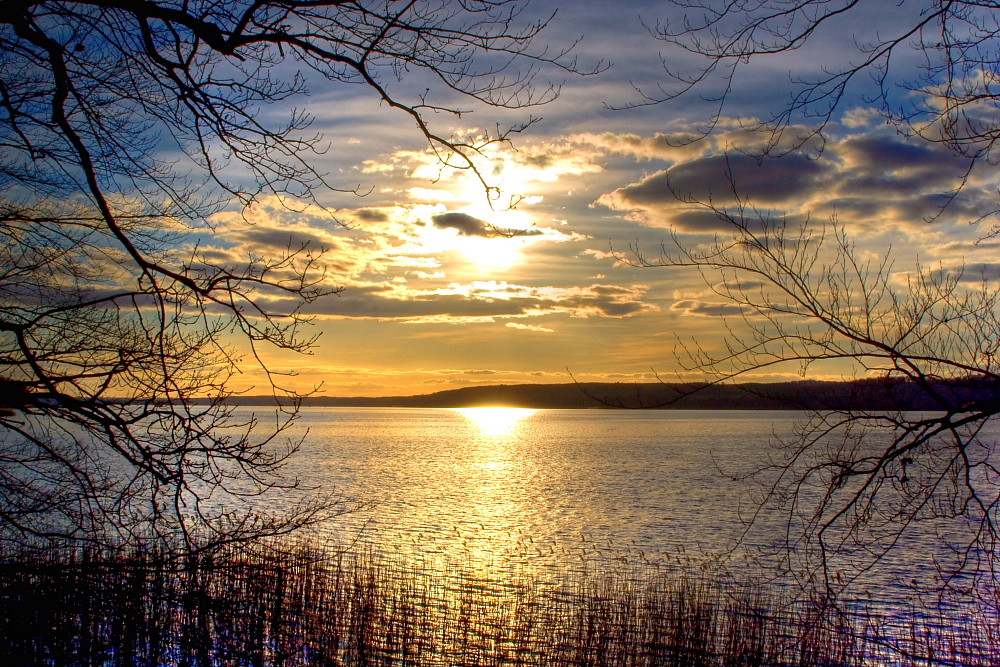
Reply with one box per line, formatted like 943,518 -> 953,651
2,544 -> 996,666
215,378 -> 1000,411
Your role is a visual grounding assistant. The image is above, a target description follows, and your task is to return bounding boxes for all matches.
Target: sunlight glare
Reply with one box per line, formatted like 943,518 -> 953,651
456,407 -> 537,437
459,236 -> 524,268
455,205 -> 535,269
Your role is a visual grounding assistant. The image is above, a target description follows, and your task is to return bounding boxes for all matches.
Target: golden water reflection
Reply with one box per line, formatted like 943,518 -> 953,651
450,407 -> 538,571
281,408 -> 770,580
454,407 -> 537,437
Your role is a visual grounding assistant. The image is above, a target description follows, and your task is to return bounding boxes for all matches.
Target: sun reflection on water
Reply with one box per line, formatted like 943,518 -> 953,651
454,407 -> 537,437
449,407 -> 538,574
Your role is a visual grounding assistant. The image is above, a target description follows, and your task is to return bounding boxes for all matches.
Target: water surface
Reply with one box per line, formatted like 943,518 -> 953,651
269,409 -> 813,575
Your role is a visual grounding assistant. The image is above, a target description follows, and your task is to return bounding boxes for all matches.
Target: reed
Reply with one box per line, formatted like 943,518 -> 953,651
0,544 -> 995,666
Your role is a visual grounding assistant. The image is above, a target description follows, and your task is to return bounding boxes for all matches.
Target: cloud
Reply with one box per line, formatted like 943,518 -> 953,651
604,152 -> 830,211
228,226 -> 339,253
575,124 -> 826,164
506,322 -> 556,333
201,197 -> 585,291
576,132 -> 692,160
834,135 -> 973,198
359,137 -> 605,198
595,127 -> 998,236
431,212 -> 493,237
500,141 -> 605,181
712,279 -> 769,292
901,262 -> 1000,286
300,281 -> 658,323
669,297 -> 810,319
670,300 -> 749,317
841,134 -> 944,172
355,208 -> 389,222
249,363 -> 573,397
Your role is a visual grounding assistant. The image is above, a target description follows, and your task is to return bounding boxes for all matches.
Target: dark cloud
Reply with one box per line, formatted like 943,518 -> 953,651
671,299 -> 806,318
430,211 -> 547,239
302,283 -> 656,320
518,153 -> 553,168
892,192 -> 986,225
431,212 -> 492,237
810,196 -> 886,221
959,263 -> 1000,282
838,135 -> 970,186
841,135 -> 943,171
504,226 -> 546,237
928,263 -> 1000,284
941,239 -> 1000,254
233,227 -> 333,251
355,209 -> 388,222
820,190 -> 991,229
619,153 -> 829,207
601,130 -> 998,232
622,203 -> 806,234
833,135 -> 981,209
671,300 -> 748,317
713,279 -> 768,292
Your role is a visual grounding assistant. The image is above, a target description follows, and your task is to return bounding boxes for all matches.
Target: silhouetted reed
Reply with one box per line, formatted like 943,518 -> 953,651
0,543 -> 996,666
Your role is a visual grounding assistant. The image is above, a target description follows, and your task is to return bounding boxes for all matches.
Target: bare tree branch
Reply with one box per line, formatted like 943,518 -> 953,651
0,0 -> 585,552
629,188 -> 1000,602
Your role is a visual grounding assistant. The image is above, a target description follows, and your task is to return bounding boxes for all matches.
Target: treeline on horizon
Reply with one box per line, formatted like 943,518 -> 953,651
223,377 -> 1000,411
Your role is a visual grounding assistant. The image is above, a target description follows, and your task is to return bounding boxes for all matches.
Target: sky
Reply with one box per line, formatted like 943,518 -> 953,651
203,0 -> 1000,397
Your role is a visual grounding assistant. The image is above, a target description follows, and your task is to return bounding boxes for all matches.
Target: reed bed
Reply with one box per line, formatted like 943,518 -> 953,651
0,544 -> 996,666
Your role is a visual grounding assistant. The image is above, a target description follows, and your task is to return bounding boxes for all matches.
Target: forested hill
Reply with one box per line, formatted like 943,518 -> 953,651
232,379 -> 1000,410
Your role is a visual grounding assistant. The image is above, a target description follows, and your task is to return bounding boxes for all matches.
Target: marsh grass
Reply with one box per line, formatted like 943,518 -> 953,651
0,544 -> 996,666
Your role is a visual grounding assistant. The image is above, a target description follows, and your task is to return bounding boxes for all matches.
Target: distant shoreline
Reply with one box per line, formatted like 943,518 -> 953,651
216,378 -> 998,411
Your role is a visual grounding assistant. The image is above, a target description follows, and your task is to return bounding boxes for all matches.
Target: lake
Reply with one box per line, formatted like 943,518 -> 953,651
251,406 -> 991,613
8,405 -> 995,664
277,408 -> 788,560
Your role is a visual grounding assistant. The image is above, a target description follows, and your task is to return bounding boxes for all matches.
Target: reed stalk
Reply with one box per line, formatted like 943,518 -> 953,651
0,544 -> 995,666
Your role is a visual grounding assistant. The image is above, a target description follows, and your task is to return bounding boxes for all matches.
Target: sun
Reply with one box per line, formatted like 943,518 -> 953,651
414,211 -> 534,271
455,407 -> 537,437
456,236 -> 525,268
453,205 -> 537,269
